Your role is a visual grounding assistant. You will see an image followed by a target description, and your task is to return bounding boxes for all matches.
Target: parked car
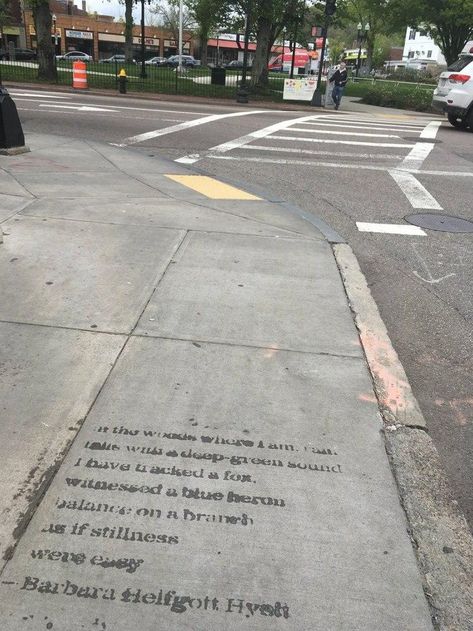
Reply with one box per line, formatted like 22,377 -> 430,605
145,56 -> 167,66
100,55 -> 135,64
224,60 -> 252,70
0,48 -> 37,61
165,55 -> 198,67
432,41 -> 473,129
56,51 -> 93,62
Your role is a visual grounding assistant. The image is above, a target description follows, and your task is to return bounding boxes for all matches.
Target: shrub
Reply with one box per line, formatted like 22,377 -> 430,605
360,83 -> 434,111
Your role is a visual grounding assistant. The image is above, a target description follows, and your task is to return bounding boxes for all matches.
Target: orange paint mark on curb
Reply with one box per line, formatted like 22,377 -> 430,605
361,331 -> 411,417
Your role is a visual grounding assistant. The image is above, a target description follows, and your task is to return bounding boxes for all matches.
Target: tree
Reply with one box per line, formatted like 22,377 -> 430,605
343,0 -> 391,71
29,0 -> 57,80
187,0 -> 228,65
390,0 -> 473,65
150,0 -> 196,47
123,0 -> 133,63
249,0 -> 307,88
0,0 -> 13,48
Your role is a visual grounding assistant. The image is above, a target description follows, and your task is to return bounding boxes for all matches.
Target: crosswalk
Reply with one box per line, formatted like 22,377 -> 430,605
175,112 -> 440,172
175,112 -> 448,232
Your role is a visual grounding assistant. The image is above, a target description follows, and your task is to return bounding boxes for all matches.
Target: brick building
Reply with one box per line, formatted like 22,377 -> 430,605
4,0 -> 193,60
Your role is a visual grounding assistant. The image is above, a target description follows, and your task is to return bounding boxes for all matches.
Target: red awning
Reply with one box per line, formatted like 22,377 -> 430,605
207,38 -> 257,51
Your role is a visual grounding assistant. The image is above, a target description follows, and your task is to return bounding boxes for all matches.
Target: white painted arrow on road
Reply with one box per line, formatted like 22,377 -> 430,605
39,104 -> 118,113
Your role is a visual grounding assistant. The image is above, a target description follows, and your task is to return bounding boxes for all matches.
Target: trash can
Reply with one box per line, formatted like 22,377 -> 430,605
0,87 -> 25,150
211,66 -> 226,86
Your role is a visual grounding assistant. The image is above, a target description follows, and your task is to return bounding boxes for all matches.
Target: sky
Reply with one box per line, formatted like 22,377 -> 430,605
83,0 -> 147,22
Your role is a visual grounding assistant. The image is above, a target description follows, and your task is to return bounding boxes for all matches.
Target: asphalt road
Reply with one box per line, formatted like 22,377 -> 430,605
10,86 -> 473,529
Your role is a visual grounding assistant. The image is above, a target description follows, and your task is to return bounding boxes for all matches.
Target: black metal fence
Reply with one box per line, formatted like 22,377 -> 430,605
0,60 -> 285,102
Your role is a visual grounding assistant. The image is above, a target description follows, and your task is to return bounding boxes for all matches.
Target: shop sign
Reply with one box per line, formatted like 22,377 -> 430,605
66,30 -> 94,40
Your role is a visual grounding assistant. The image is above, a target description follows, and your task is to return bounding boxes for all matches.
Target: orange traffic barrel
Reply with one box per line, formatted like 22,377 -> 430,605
73,61 -> 88,90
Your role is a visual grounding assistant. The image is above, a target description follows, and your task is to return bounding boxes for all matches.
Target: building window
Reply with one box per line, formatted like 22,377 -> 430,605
408,51 -> 414,59
409,29 -> 416,40
427,50 -> 432,58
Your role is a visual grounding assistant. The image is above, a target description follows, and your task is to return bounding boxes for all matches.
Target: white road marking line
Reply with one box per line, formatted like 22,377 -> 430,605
124,110 -> 270,146
244,145 -> 403,160
209,154 -> 390,172
407,168 -> 473,177
420,120 -> 443,139
286,127 -> 401,138
398,143 -> 435,171
389,169 -> 443,209
268,134 -> 414,148
299,121 -> 425,133
208,115 -> 322,152
389,119 -> 443,208
10,92 -> 70,99
175,114 -> 323,163
315,115 -> 427,127
356,222 -> 427,236
39,103 -> 118,113
13,97 -> 208,116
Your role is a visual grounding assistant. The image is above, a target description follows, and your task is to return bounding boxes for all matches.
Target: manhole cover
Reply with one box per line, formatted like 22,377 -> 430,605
405,213 -> 473,233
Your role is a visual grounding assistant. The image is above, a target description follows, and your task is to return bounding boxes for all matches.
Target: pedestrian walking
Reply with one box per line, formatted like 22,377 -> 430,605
330,61 -> 348,110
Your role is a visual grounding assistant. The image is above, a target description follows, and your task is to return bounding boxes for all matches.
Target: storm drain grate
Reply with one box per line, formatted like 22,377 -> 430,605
405,213 -> 473,233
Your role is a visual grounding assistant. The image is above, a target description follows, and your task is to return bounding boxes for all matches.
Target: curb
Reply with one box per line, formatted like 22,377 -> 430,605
4,80 -> 443,117
333,243 -> 473,631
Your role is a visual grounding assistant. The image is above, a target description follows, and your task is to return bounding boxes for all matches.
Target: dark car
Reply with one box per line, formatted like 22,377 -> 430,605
165,55 -> 198,67
224,60 -> 252,70
0,48 -> 37,61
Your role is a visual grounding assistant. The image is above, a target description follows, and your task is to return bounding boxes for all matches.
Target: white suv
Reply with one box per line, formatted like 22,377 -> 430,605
432,41 -> 473,129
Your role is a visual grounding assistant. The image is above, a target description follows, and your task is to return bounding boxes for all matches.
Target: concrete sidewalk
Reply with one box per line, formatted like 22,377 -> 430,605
0,134 -> 469,630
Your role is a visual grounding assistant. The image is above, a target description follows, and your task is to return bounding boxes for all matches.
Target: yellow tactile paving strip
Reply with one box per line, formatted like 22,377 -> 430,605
165,175 -> 261,200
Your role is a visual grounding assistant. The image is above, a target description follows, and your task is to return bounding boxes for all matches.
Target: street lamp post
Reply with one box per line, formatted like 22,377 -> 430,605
178,0 -> 183,72
355,22 -> 369,77
140,0 -> 146,78
52,14 -> 58,53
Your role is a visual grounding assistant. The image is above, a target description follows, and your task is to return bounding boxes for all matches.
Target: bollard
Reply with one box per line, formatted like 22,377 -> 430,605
0,86 -> 29,155
118,68 -> 127,94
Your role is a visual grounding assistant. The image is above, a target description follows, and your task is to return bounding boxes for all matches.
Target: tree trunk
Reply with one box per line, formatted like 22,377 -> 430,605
199,28 -> 209,66
365,32 -> 374,73
34,2 -> 57,81
124,0 -> 133,63
251,15 -> 272,87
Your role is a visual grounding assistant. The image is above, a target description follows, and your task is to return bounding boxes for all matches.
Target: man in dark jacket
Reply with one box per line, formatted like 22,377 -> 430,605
330,61 -> 348,110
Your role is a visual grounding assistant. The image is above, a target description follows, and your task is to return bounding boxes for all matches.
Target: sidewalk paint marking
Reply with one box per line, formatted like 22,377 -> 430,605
245,145 -> 404,160
124,110 -> 269,146
164,175 -> 261,200
286,127 -> 402,138
268,135 -> 414,148
356,222 -> 427,236
39,104 -> 118,113
398,142 -> 435,171
420,120 -> 443,139
389,170 -> 443,209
